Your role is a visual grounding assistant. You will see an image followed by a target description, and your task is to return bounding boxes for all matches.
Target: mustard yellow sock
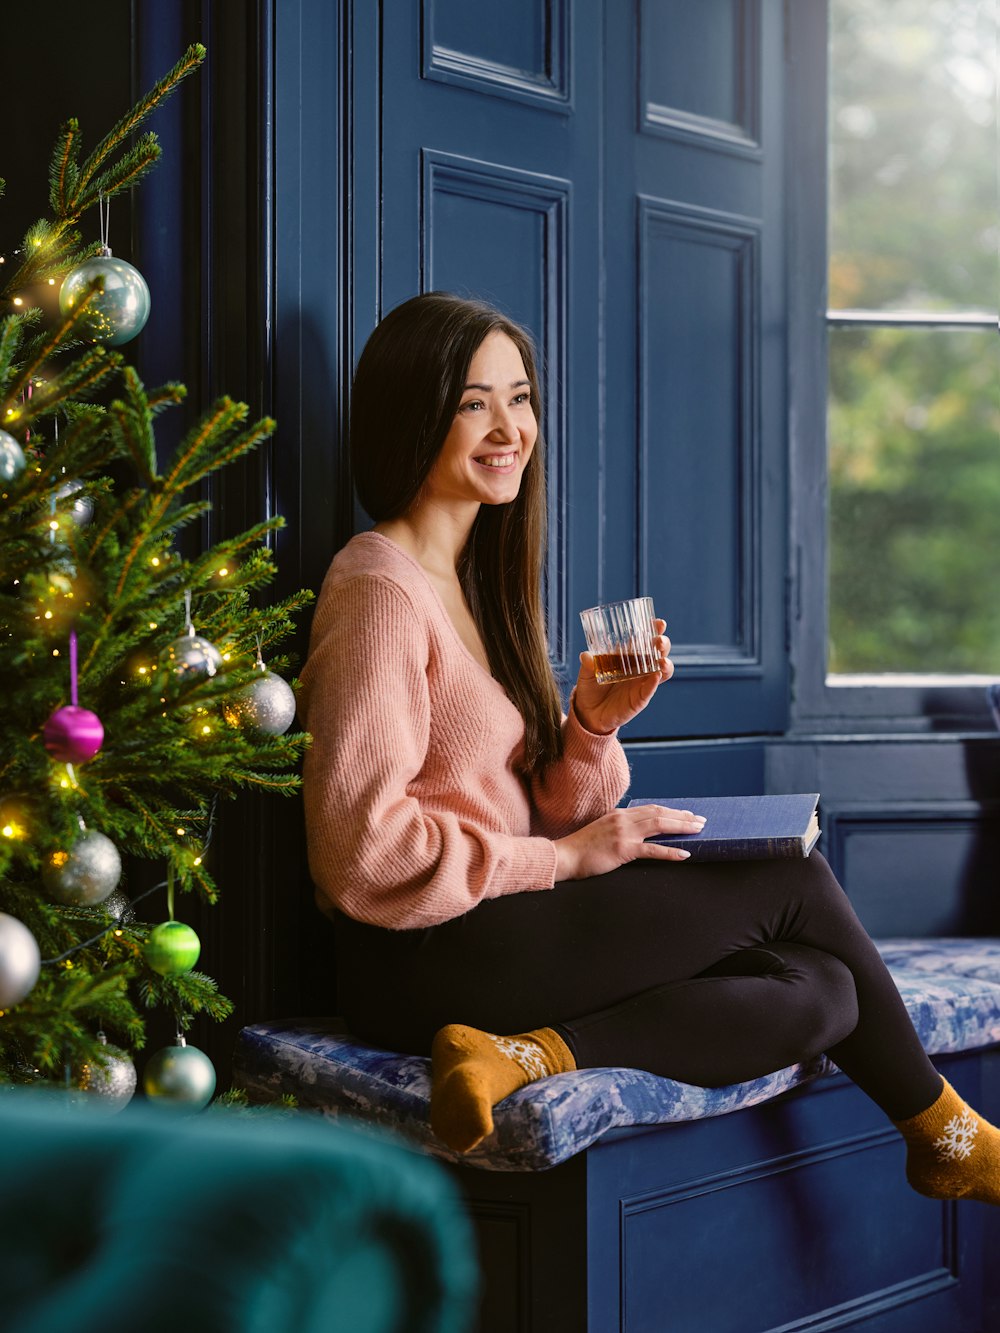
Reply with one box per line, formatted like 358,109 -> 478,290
894,1078 -> 1000,1204
430,1023 -> 576,1154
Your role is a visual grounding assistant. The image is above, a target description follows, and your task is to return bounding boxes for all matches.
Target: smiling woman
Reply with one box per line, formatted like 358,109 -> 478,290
419,330 -> 537,513
295,292 -> 1000,1204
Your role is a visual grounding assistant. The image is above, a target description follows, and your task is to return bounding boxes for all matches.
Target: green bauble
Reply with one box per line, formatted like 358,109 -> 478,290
143,1040 -> 215,1110
59,254 -> 151,346
144,920 -> 201,975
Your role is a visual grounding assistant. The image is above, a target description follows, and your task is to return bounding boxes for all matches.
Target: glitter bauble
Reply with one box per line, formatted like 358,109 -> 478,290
42,704 -> 104,764
223,669 -> 297,736
144,921 -> 201,976
161,632 -> 223,683
59,255 -> 151,346
143,1041 -> 216,1110
41,829 -> 121,906
77,1034 -> 137,1112
102,888 -> 135,923
0,430 -> 26,483
0,913 -> 41,1008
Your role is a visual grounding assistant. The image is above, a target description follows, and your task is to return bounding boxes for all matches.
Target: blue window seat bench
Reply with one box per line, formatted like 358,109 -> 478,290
233,938 -> 1000,1333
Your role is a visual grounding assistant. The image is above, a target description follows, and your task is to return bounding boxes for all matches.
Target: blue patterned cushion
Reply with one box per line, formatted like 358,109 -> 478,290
876,936 -> 1000,985
233,940 -> 1000,1172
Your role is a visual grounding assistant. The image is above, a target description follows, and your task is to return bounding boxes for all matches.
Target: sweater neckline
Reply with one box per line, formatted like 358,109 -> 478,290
354,530 -> 504,689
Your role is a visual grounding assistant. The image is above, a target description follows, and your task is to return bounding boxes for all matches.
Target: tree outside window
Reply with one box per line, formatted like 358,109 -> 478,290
827,0 -> 999,676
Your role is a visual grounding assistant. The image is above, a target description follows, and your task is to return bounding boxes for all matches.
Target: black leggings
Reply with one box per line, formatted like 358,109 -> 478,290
334,853 -> 942,1121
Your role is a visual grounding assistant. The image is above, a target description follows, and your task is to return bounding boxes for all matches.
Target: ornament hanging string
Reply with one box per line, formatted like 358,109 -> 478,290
98,191 -> 111,257
69,629 -> 79,706
64,631 -> 80,788
184,587 -> 194,634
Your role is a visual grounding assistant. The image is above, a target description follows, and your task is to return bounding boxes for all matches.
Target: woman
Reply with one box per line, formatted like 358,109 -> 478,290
298,292 -> 998,1203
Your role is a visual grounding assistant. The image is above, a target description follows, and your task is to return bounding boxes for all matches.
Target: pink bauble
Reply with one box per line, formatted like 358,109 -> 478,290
43,705 -> 105,764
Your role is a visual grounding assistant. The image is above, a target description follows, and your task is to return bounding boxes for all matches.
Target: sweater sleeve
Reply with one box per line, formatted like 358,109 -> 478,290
299,574 -> 557,930
527,694 -> 632,838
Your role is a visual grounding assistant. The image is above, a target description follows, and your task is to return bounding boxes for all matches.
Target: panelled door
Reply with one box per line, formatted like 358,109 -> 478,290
347,0 -> 789,739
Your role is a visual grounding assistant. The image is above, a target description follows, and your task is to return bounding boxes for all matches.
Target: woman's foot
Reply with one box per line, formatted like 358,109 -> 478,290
430,1023 -> 575,1153
895,1078 -> 1000,1204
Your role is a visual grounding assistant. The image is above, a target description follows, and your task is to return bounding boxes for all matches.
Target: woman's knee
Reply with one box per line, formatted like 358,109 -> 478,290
773,943 -> 860,1050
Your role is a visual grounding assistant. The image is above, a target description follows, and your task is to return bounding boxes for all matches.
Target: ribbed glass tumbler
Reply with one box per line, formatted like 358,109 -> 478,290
578,596 -> 658,683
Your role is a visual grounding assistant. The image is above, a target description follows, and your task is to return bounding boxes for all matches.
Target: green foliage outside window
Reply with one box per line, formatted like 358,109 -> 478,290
827,0 -> 998,675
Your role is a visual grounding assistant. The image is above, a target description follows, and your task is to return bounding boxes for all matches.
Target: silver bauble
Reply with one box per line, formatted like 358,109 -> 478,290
77,1034 -> 137,1112
0,429 -> 26,484
59,254 -> 151,346
41,829 -> 122,906
102,888 -> 135,923
223,669 -> 297,736
54,478 -> 94,526
0,913 -> 41,1008
143,1039 -> 216,1111
161,631 -> 223,683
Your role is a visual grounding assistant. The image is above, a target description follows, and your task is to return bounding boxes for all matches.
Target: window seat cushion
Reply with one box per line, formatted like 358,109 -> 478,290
232,938 -> 1000,1172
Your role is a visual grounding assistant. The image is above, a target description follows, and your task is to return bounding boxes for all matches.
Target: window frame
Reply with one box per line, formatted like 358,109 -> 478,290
785,0 -> 1000,736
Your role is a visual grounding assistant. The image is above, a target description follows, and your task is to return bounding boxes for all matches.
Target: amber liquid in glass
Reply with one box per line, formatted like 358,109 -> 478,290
592,650 -> 655,682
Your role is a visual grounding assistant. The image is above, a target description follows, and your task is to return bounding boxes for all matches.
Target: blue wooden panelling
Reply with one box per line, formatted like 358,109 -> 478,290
602,0 -> 787,742
826,806 -> 1000,937
638,196 -> 761,675
423,0 -> 571,108
639,0 -> 762,155
423,150 -> 570,668
620,1128 -> 956,1331
623,738 -> 766,800
583,1068 -> 988,1332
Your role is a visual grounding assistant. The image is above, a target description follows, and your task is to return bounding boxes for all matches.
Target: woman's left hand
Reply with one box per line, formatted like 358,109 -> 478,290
572,619 -> 674,735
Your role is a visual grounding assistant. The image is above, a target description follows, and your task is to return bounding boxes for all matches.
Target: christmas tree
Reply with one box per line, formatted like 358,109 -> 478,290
0,46 -> 312,1109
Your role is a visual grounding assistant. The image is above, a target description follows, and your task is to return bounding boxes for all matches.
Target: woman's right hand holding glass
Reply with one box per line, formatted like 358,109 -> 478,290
552,805 -> 706,881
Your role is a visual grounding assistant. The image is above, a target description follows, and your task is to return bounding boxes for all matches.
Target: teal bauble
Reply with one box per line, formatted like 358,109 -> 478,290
143,1040 -> 216,1110
0,430 -> 26,484
144,920 -> 201,976
59,254 -> 151,346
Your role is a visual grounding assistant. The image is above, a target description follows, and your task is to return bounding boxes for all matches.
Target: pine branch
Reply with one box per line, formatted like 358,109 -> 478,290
70,45 -> 206,212
49,117 -> 82,214
2,290 -> 119,415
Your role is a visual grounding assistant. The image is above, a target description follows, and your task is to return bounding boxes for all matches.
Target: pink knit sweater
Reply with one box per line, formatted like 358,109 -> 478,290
298,532 -> 631,929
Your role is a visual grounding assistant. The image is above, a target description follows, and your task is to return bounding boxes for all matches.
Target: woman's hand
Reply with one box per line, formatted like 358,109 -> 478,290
552,804 -> 705,880
572,619 -> 674,735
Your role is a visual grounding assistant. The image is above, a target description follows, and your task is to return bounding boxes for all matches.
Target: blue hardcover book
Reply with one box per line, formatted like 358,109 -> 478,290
627,793 -> 821,861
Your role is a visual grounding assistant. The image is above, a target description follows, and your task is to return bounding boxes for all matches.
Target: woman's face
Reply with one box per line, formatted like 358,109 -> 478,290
420,330 -> 538,514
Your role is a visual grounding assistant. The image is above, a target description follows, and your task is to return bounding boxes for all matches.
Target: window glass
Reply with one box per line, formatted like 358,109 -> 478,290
829,0 -> 997,314
827,0 -> 998,677
829,325 -> 1000,673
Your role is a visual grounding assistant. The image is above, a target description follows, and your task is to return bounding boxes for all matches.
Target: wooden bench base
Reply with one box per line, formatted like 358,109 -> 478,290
447,1053 -> 1000,1333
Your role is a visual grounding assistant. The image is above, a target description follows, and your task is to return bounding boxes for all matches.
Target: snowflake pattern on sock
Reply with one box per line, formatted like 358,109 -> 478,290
933,1110 -> 980,1162
490,1035 -> 548,1081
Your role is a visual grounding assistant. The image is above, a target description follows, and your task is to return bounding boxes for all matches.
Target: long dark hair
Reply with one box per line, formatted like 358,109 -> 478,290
350,292 -> 563,773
